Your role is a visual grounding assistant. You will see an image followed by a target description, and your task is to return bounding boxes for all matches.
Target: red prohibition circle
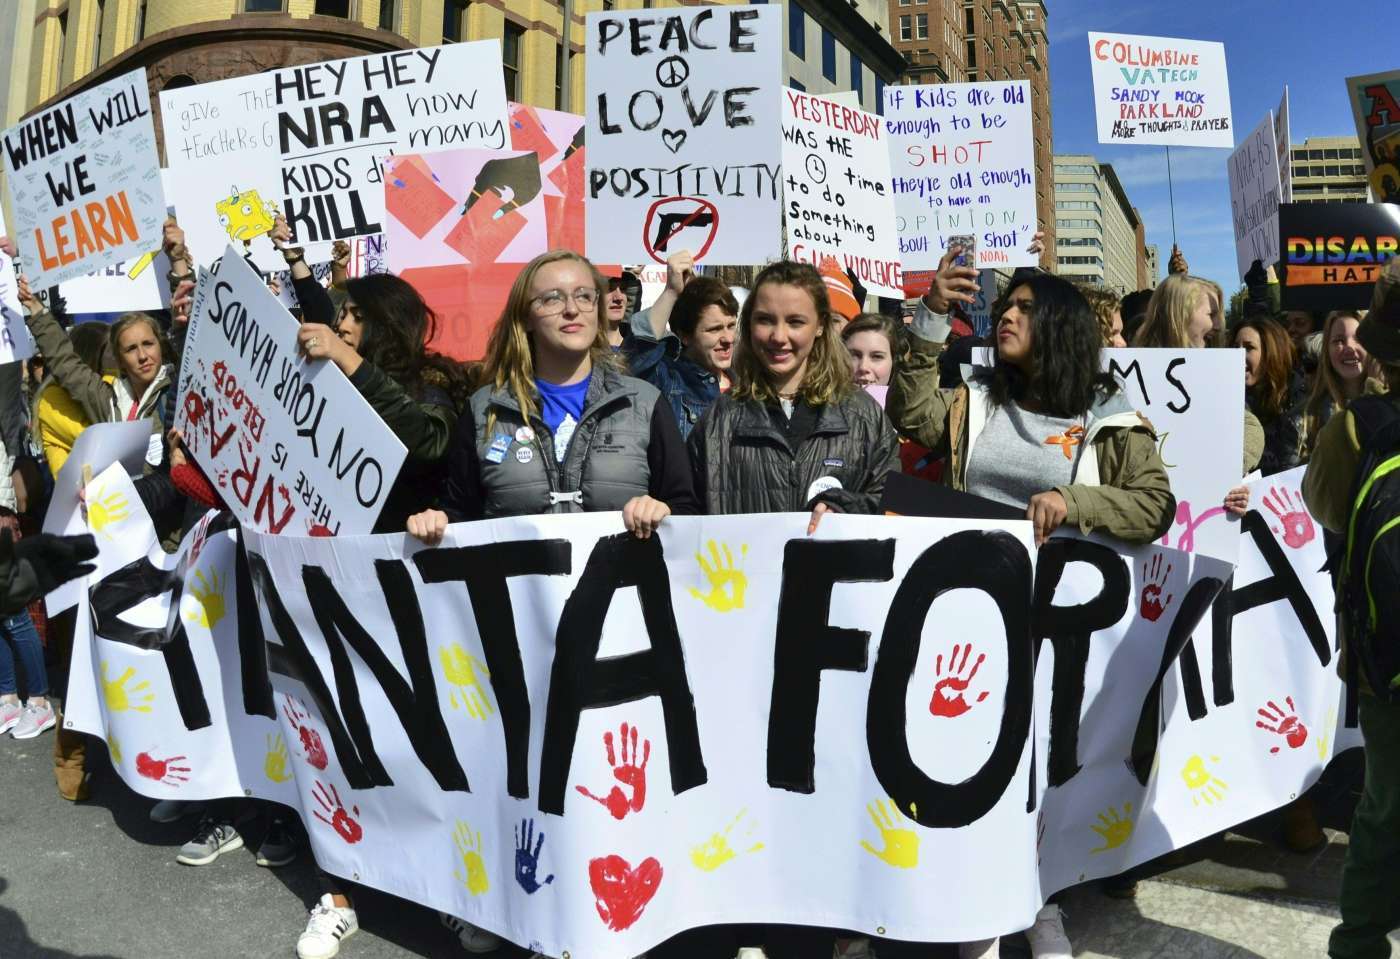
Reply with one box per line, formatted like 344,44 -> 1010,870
642,196 -> 720,265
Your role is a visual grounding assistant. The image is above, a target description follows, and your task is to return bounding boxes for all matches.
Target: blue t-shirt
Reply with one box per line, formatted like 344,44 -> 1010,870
536,374 -> 590,462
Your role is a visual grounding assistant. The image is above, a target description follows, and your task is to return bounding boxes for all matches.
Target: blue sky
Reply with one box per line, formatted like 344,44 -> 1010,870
1046,1 -> 1390,292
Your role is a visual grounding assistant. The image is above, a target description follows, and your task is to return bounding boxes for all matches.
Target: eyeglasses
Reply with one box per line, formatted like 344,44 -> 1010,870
532,287 -> 599,315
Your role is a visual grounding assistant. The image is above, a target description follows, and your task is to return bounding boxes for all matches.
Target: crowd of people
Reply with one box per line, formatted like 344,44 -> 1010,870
1,213 -> 1397,959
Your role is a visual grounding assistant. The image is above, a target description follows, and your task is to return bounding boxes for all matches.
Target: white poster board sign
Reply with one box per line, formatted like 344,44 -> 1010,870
1275,87 -> 1293,204
0,206 -> 36,360
585,4 -> 783,266
174,247 -> 406,535
883,81 -> 1038,272
1088,33 -> 1233,148
2,67 -> 164,288
781,89 -> 902,297
1227,111 -> 1283,278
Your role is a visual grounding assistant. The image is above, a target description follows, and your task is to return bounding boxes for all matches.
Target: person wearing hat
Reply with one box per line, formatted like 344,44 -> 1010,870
817,256 -> 863,328
1302,256 -> 1400,959
602,269 -> 644,351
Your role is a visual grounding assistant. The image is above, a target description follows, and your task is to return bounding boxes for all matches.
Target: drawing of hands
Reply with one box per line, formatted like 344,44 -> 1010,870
688,540 -> 748,612
1256,696 -> 1308,752
1139,553 -> 1173,622
437,644 -> 495,719
311,781 -> 363,844
860,799 -> 919,869
101,662 -> 154,713
453,820 -> 490,895
265,732 -> 293,783
1262,486 -> 1316,550
87,484 -> 131,537
514,817 -> 554,894
1090,803 -> 1134,854
690,809 -> 763,872
184,569 -> 227,629
1181,755 -> 1229,807
928,643 -> 990,718
466,155 -> 543,213
576,722 -> 651,820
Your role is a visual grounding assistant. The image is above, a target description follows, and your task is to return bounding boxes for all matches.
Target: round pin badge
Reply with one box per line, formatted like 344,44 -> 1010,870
806,475 -> 843,502
515,446 -> 534,464
515,426 -> 535,444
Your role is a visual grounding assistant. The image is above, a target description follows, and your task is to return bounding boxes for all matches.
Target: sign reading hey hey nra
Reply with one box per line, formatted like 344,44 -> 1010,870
1088,33 -> 1233,148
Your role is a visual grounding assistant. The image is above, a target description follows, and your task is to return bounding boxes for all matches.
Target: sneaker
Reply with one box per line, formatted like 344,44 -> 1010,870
150,799 -> 204,824
297,894 -> 359,959
176,816 -> 243,865
1024,904 -> 1072,959
959,940 -> 1000,959
737,950 -> 766,959
440,912 -> 502,953
834,940 -> 871,959
255,818 -> 297,867
11,700 -> 55,739
0,699 -> 21,734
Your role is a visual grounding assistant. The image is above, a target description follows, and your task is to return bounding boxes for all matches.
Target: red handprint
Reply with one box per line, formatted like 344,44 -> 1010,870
1140,553 -> 1174,622
928,643 -> 989,718
575,722 -> 651,820
1262,487 -> 1316,550
1256,697 -> 1308,753
588,854 -> 663,931
283,696 -> 328,771
135,751 -> 191,786
311,780 -> 363,844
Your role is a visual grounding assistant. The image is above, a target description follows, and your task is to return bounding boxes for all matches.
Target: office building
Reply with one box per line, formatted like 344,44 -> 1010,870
1289,135 -> 1369,204
1053,153 -> 1146,296
1144,243 -> 1159,289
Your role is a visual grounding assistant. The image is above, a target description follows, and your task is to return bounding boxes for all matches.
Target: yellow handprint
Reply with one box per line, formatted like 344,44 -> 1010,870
101,661 -> 154,713
860,799 -> 919,869
1090,803 -> 1134,853
1182,754 -> 1229,807
688,541 -> 748,613
184,569 -> 227,629
107,734 -> 122,765
265,732 -> 292,783
452,820 -> 490,895
690,808 -> 764,872
87,484 -> 132,539
1316,707 -> 1337,762
438,644 -> 495,720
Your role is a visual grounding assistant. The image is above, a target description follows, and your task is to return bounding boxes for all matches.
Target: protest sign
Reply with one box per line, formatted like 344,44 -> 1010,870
509,104 -> 587,253
1275,88 -> 1293,204
65,497 -> 1351,957
2,67 -> 164,288
585,4 -> 783,265
1346,70 -> 1400,204
883,81 -> 1038,272
1088,33 -> 1233,148
1227,111 -> 1283,278
174,247 -> 406,535
781,89 -> 902,297
1278,202 -> 1400,311
0,206 -> 36,361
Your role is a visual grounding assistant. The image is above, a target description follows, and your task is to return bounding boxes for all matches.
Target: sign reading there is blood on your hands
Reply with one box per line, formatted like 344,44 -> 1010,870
585,4 -> 783,266
2,67 -> 166,289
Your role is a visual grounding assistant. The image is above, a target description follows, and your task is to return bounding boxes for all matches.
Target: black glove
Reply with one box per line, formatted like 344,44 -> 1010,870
0,529 -> 99,610
1244,259 -> 1268,293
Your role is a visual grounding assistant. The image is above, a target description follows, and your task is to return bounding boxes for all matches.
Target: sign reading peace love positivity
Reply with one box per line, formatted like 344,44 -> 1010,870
61,459 -> 1351,958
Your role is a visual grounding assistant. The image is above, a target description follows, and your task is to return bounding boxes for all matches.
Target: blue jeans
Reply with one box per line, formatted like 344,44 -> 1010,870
0,610 -> 47,698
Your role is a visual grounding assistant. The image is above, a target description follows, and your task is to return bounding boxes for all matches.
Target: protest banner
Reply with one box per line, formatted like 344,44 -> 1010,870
2,67 -> 165,288
63,492 -> 1350,957
1087,33 -> 1233,148
1275,87 -> 1293,204
1346,70 -> 1400,204
1278,202 -> 1400,311
161,44 -> 509,273
883,81 -> 1038,273
0,206 -> 36,361
585,4 -> 783,266
173,247 -> 407,535
781,89 -> 902,298
1227,111 -> 1283,278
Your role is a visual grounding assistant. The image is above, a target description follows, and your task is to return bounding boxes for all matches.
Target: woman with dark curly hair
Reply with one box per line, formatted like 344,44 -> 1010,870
1233,316 -> 1307,476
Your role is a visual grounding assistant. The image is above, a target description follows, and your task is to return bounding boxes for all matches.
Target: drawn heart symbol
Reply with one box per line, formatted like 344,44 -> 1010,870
588,854 -> 664,931
660,129 -> 687,154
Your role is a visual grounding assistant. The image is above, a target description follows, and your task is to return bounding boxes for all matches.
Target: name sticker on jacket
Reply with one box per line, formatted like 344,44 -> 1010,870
485,434 -> 512,464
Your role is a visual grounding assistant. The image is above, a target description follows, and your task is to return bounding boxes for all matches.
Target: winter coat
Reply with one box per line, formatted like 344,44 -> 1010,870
1250,371 -> 1308,477
687,389 -> 899,516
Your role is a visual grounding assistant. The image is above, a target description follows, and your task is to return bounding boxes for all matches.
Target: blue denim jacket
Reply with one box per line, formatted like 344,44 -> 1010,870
623,333 -> 720,440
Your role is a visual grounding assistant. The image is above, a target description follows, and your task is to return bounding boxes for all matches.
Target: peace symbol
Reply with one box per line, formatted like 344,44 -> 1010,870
656,56 -> 690,89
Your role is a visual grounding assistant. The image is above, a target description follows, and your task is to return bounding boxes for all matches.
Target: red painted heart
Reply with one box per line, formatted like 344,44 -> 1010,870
588,854 -> 663,931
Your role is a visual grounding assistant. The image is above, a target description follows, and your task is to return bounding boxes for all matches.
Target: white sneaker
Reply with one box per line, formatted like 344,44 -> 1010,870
11,700 -> 55,739
737,950 -> 767,959
1025,904 -> 1072,959
959,939 -> 1000,959
834,940 -> 871,959
297,894 -> 359,959
0,699 -> 20,734
440,912 -> 502,954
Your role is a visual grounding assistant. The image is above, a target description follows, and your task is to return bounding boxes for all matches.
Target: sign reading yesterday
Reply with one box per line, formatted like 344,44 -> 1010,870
1227,111 -> 1283,278
781,89 -> 902,297
1088,33 -> 1233,148
2,67 -> 165,288
585,4 -> 783,265
883,81 -> 1038,272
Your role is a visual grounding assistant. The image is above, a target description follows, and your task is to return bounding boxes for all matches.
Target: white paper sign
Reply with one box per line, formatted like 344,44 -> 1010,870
883,81 -> 1038,272
781,89 -> 902,297
0,206 -> 36,360
173,247 -> 406,535
2,68 -> 164,288
1227,111 -> 1283,278
1275,88 -> 1293,204
585,4 -> 783,265
1088,33 -> 1233,148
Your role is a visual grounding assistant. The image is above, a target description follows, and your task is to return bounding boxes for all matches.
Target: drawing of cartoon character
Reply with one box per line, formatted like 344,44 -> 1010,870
216,188 -> 278,242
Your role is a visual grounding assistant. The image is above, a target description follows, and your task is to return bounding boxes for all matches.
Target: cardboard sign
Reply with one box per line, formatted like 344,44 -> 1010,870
1088,33 -> 1233,148
884,81 -> 1038,272
1346,70 -> 1400,204
781,89 -> 902,297
174,247 -> 406,535
2,67 -> 165,288
1278,202 -> 1400,310
1227,111 -> 1283,278
585,4 -> 783,265
0,206 -> 36,361
1275,88 -> 1293,204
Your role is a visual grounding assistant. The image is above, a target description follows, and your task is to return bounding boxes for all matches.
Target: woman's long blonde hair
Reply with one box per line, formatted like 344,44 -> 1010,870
1303,309 -> 1376,454
479,250 -> 621,428
1133,274 -> 1211,349
731,261 -> 854,406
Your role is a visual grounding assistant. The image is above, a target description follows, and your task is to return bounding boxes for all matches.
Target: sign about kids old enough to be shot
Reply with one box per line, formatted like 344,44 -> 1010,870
1088,33 -> 1233,148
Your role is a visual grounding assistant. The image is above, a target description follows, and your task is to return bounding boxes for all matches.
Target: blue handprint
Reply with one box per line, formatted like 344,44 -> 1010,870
514,817 -> 555,895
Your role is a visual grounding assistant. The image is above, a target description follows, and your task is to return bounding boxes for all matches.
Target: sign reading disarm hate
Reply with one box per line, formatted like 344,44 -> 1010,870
1088,32 -> 1233,148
